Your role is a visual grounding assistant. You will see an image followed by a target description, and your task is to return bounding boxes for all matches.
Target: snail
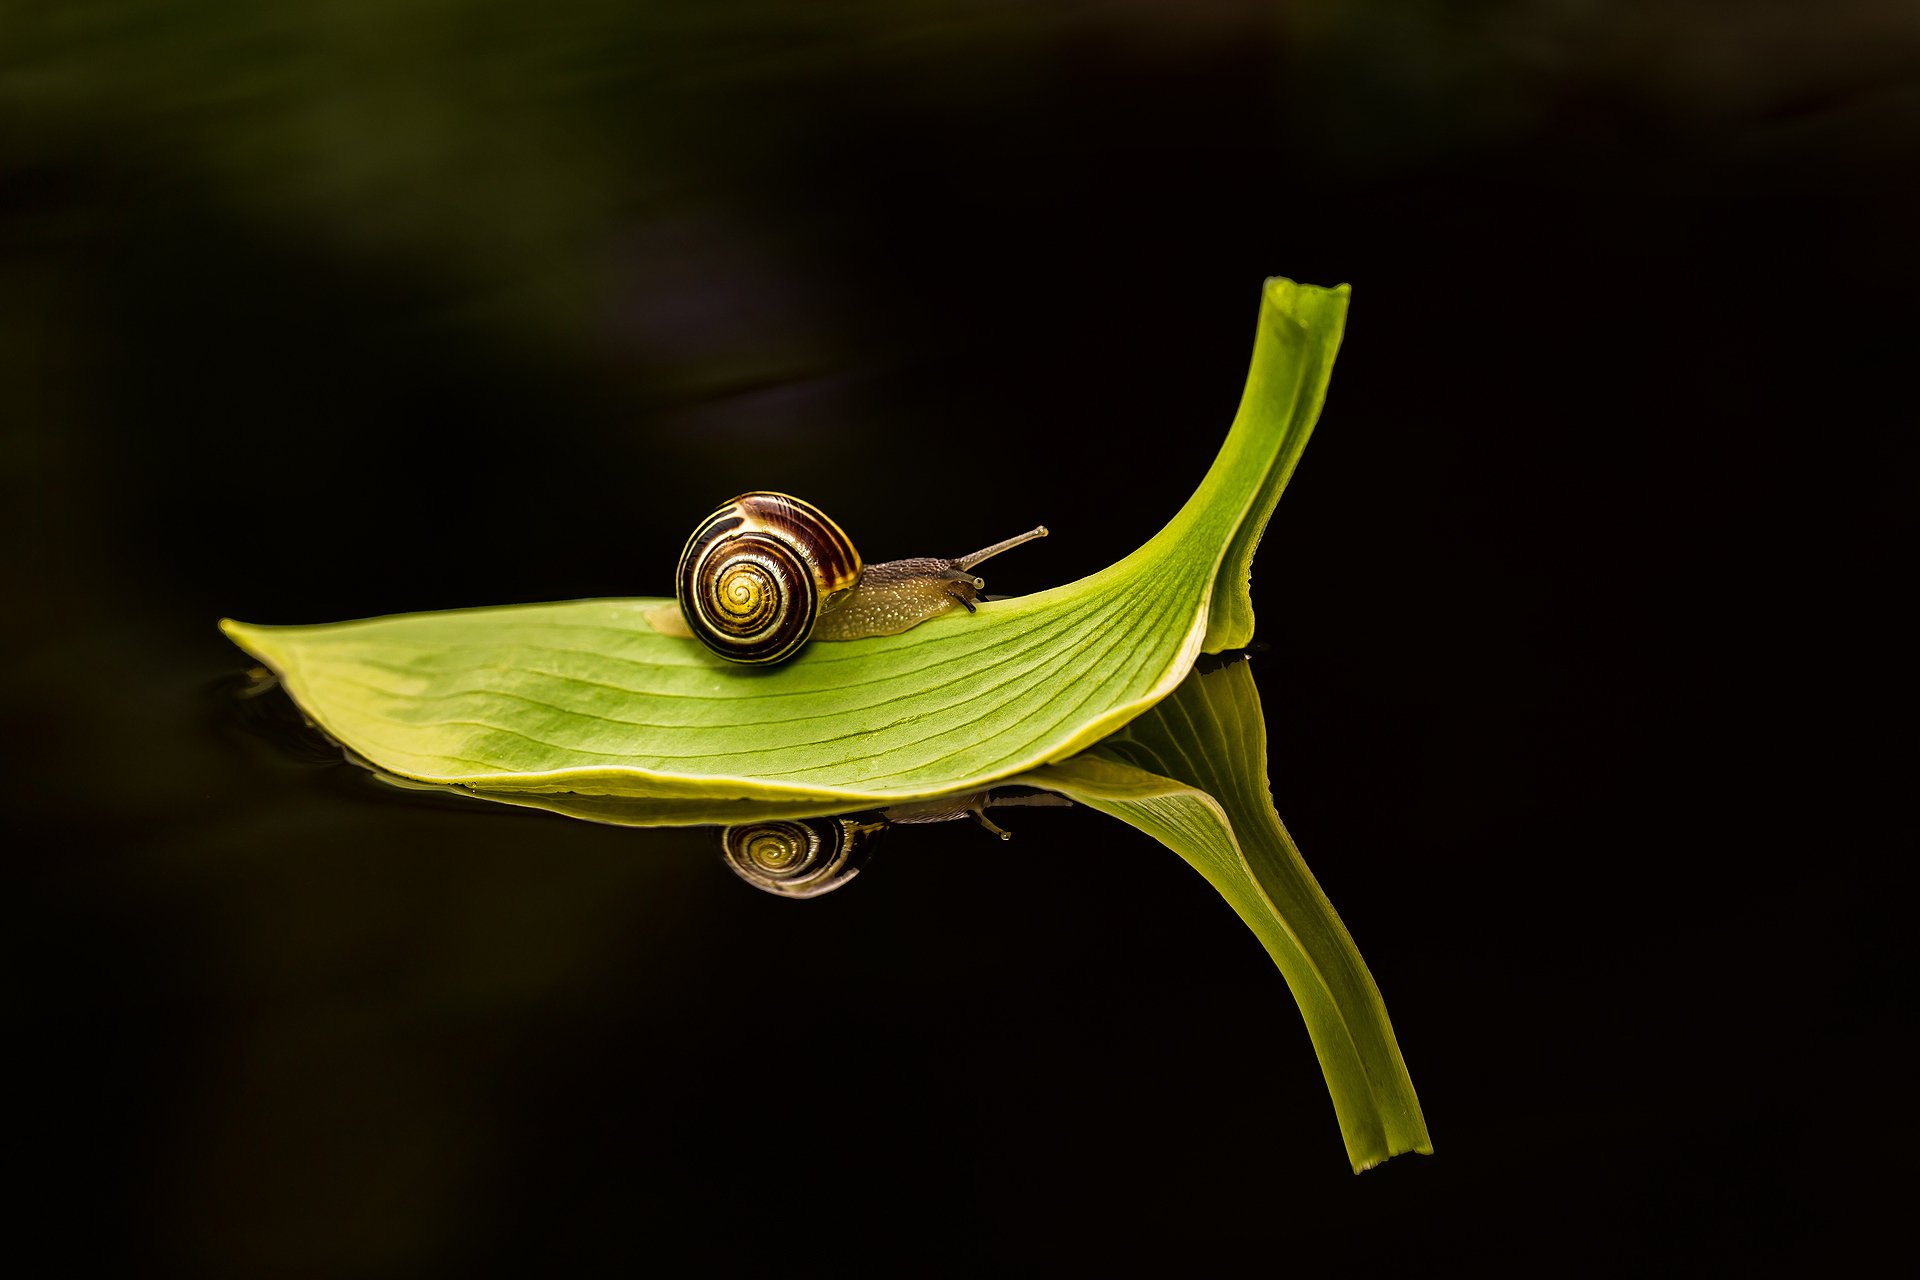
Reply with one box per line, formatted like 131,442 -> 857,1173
719,789 -> 1073,899
719,816 -> 886,898
659,491 -> 1048,665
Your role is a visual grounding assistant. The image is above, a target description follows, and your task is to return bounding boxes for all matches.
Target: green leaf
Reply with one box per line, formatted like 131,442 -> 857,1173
220,277 -> 1348,803
1022,658 -> 1431,1173
338,654 -> 1429,1172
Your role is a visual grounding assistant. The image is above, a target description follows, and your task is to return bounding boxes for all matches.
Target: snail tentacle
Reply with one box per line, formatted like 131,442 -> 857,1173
953,525 -> 1048,571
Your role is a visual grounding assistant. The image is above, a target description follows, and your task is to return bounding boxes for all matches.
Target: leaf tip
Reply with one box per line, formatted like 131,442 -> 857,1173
1263,274 -> 1352,298
1350,1142 -> 1433,1175
218,617 -> 276,668
1260,276 -> 1353,333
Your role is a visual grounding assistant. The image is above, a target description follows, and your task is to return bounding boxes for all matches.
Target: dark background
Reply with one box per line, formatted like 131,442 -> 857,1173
6,2 -> 1910,1272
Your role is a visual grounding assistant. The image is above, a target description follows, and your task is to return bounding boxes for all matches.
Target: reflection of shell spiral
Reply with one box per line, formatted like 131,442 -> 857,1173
719,817 -> 880,898
675,493 -> 863,665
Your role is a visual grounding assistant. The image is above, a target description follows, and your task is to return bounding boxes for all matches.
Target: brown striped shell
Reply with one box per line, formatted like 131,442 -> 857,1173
675,492 -> 864,665
718,817 -> 882,898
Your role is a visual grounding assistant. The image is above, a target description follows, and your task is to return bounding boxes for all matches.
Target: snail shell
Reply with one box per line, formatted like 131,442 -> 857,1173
668,490 -> 1048,665
718,817 -> 883,899
675,492 -> 863,665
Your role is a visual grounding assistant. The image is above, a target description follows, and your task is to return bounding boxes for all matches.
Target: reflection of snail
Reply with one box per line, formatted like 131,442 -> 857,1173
719,816 -> 887,898
669,492 -> 1048,665
719,790 -> 1072,898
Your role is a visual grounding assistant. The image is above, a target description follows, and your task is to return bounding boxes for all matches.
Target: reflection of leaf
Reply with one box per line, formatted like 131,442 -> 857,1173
220,278 -> 1347,804
1022,659 -> 1431,1173
354,656 -> 1429,1172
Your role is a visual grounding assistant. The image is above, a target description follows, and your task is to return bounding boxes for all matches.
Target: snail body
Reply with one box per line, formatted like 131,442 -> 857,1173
671,491 -> 1047,665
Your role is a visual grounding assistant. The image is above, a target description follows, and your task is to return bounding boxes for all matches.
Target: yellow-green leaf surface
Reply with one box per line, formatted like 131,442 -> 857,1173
1024,658 -> 1431,1173
221,278 -> 1348,802
342,655 -> 1429,1172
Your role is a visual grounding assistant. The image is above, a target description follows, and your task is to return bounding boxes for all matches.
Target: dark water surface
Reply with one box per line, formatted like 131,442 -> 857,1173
7,3 -> 1908,1271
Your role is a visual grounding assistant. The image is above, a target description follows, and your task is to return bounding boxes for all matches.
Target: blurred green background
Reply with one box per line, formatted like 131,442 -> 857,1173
6,1 -> 1911,1272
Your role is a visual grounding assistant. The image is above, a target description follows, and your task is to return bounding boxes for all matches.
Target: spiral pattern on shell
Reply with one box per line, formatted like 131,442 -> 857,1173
675,492 -> 863,665
718,817 -> 880,898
